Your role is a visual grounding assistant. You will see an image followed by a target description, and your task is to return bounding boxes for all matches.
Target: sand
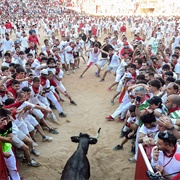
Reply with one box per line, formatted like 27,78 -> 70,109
18,30 -> 136,180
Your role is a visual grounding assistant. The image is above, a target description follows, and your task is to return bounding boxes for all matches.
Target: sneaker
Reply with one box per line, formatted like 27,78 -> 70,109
49,128 -> 59,134
33,141 -> 38,147
73,70 -> 76,74
107,87 -> 111,92
99,78 -> 104,82
28,159 -> 41,167
42,136 -> 53,142
105,115 -> 114,121
66,71 -> 70,75
113,145 -> 123,151
128,157 -> 136,163
118,118 -> 125,123
31,148 -> 40,156
70,100 -> 77,106
94,72 -> 100,77
59,112 -> 67,117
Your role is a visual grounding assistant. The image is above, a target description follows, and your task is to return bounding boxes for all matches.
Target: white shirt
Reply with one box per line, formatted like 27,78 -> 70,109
1,38 -> 13,52
20,36 -> 28,50
151,145 -> 180,178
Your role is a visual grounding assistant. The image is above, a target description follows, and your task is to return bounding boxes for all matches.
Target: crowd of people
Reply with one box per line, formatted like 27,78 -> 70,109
0,0 -> 180,179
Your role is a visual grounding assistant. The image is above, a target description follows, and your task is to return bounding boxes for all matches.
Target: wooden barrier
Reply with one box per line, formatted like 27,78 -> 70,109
0,141 -> 8,180
134,144 -> 154,180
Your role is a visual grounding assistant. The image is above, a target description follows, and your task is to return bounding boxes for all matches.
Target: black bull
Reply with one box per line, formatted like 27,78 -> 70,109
61,128 -> 101,180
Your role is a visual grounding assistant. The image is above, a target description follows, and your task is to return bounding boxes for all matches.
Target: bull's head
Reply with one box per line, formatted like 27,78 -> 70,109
71,128 -> 101,144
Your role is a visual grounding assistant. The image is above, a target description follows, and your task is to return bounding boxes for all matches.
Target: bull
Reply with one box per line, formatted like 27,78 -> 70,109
60,128 -> 101,180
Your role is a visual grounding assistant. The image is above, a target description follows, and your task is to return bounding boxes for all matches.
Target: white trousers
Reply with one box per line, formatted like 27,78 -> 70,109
4,149 -> 21,180
111,102 -> 132,119
46,91 -> 63,113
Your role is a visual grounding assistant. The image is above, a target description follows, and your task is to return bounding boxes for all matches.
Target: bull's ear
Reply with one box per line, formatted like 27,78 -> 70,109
71,136 -> 80,143
89,138 -> 97,144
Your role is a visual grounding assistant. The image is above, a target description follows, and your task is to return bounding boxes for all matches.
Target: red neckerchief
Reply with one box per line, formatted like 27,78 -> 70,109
6,38 -> 9,41
32,85 -> 39,94
132,72 -> 136,79
7,86 -> 16,98
94,48 -> 98,53
55,68 -> 60,75
153,63 -> 161,69
162,74 -> 165,79
173,61 -> 178,65
40,76 -> 47,86
46,50 -> 51,55
163,145 -> 177,158
5,61 -> 11,64
55,54 -> 60,60
168,107 -> 180,115
30,47 -> 34,50
27,59 -> 34,65
37,57 -> 42,63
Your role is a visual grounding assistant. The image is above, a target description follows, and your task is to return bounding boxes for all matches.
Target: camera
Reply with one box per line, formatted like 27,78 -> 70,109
146,170 -> 167,180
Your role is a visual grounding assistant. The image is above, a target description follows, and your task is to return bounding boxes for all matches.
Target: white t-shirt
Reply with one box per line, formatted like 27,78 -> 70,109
1,38 -> 13,52
139,124 -> 159,139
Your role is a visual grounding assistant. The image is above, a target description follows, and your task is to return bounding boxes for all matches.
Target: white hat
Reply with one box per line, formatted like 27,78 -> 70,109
40,69 -> 48,75
125,73 -> 132,79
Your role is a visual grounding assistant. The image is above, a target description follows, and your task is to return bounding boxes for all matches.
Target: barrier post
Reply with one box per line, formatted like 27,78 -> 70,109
134,144 -> 154,180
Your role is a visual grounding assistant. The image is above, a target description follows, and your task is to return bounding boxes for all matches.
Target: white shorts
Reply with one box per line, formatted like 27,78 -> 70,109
12,130 -> 26,148
24,120 -> 34,133
79,49 -> 84,56
24,115 -> 38,129
59,81 -> 66,92
115,74 -> 122,83
32,109 -> 44,119
66,58 -> 74,64
116,81 -> 123,92
60,54 -> 65,64
17,121 -> 30,135
106,65 -> 118,72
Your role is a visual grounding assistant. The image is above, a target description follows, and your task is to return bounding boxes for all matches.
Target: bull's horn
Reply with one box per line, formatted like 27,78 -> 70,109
92,128 -> 101,139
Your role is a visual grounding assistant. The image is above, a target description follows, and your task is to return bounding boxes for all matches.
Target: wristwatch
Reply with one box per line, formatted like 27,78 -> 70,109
169,126 -> 175,131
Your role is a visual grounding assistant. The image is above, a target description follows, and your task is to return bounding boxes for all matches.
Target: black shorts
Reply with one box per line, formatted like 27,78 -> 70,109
73,52 -> 79,58
124,129 -> 133,139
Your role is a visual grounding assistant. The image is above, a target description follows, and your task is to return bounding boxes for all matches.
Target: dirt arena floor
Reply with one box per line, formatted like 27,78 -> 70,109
18,29 -> 136,180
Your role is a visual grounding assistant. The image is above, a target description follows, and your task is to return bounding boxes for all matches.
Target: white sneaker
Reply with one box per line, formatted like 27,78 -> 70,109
42,136 -> 53,142
33,141 -> 38,147
66,71 -> 70,75
73,70 -> 76,74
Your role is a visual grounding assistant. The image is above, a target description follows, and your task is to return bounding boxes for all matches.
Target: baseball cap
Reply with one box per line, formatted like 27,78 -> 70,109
175,154 -> 180,161
40,69 -> 48,75
147,96 -> 162,106
125,73 -> 132,79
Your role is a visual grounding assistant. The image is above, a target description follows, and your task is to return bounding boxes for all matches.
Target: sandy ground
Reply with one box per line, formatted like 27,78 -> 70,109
18,30 -> 136,180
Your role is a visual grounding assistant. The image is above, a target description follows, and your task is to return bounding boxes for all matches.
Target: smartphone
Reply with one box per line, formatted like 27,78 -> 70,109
136,96 -> 141,103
